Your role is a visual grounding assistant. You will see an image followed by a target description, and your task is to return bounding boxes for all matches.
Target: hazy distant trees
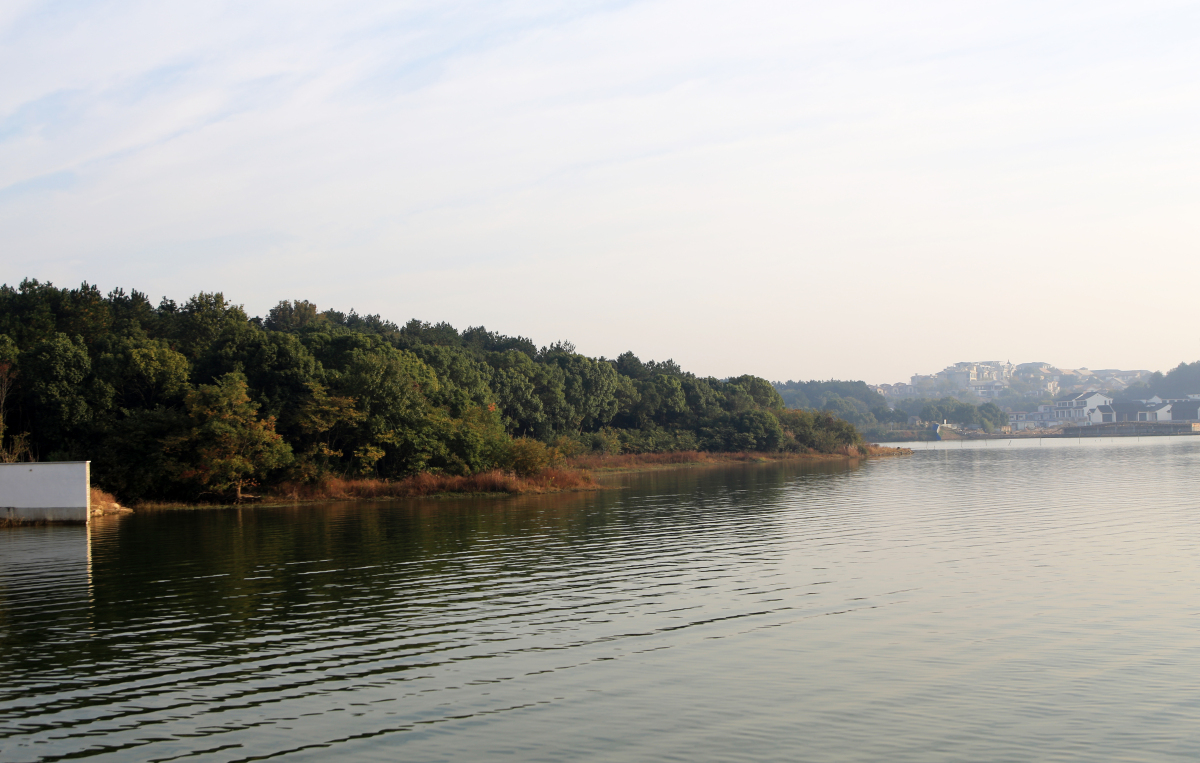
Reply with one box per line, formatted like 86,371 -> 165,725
1123,361 -> 1200,400
918,399 -> 1008,431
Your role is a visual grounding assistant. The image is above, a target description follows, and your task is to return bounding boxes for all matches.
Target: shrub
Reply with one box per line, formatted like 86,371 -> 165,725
504,437 -> 559,476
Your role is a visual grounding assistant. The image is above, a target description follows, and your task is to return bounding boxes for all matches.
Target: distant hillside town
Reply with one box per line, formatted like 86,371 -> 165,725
869,360 -> 1200,435
870,361 -> 1152,402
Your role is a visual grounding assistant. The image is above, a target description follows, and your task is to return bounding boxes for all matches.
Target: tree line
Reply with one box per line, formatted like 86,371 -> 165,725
0,280 -> 864,502
1122,361 -> 1200,400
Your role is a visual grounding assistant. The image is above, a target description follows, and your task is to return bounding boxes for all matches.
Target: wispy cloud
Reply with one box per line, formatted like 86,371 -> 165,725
2,1 -> 1199,380
0,169 -> 77,200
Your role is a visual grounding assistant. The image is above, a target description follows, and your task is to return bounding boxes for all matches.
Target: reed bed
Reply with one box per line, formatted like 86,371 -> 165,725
568,445 -> 911,472
271,467 -> 595,502
90,487 -> 121,508
121,448 -> 909,511
863,444 -> 913,456
567,450 -> 830,471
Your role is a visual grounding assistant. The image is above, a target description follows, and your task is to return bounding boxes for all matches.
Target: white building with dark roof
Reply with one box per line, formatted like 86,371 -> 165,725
1089,402 -> 1174,424
1054,391 -> 1112,422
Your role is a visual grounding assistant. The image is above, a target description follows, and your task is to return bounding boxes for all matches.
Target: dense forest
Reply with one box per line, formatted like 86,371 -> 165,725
0,280 -> 863,502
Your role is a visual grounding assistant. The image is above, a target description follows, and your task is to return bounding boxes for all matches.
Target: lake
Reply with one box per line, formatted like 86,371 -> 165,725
4,436 -> 1200,762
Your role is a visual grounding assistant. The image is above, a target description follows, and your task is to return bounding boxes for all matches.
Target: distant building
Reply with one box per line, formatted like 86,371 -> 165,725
1054,391 -> 1112,422
1090,402 -> 1173,424
936,361 -> 1014,389
1170,401 -> 1200,420
879,362 -> 1152,406
969,381 -> 1008,399
1009,405 -> 1057,431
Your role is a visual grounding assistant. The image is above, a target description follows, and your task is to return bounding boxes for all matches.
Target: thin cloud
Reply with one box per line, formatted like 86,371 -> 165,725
1,0 -> 1198,381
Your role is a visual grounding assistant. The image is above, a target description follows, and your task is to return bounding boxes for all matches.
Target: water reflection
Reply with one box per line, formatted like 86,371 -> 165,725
3,446 -> 1200,761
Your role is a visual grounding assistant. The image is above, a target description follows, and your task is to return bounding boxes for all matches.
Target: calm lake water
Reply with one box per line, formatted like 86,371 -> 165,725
4,437 -> 1200,762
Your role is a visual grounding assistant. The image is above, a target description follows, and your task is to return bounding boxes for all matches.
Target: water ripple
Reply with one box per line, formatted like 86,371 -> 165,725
4,440 -> 1200,761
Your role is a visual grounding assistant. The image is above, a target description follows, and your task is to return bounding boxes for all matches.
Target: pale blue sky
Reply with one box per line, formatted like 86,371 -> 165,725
2,1 -> 1199,382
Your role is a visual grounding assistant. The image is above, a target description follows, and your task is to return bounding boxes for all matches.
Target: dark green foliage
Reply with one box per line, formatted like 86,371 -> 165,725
728,375 -> 786,410
264,299 -> 322,332
0,280 -> 868,500
200,329 -> 323,425
461,326 -> 537,357
408,345 -> 495,416
165,373 -> 294,501
172,292 -> 250,360
774,409 -> 862,452
701,409 -> 787,452
93,406 -> 189,502
93,336 -> 190,409
21,333 -> 104,452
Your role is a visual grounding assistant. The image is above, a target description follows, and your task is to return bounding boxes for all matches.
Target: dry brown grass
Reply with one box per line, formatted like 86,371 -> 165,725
270,467 -> 596,502
570,446 -> 911,472
567,450 -> 833,472
128,446 -> 913,511
863,444 -> 913,457
90,487 -> 120,507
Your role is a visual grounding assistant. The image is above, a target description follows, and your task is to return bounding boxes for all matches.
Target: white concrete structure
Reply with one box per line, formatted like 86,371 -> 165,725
0,462 -> 90,522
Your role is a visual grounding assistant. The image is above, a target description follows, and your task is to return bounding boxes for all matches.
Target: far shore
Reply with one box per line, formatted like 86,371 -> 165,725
567,446 -> 909,474
142,447 -> 911,509
1,448 -> 912,525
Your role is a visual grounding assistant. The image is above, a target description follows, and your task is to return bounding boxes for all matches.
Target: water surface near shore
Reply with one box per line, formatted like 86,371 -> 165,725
3,438 -> 1200,762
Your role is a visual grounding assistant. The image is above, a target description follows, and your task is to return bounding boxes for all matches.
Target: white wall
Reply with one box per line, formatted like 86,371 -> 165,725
0,462 -> 90,522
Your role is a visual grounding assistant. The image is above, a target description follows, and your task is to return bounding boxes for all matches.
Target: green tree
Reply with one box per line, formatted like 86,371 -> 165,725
264,299 -> 323,332
173,292 -> 250,360
289,381 -> 365,480
487,351 -> 547,436
550,353 -> 619,431
200,329 -> 323,426
21,333 -> 107,452
0,335 -> 19,458
93,336 -> 190,409
409,344 -> 496,416
168,372 -> 293,501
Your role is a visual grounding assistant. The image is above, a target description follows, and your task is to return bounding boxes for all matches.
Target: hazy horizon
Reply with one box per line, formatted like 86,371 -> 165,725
3,1 -> 1198,382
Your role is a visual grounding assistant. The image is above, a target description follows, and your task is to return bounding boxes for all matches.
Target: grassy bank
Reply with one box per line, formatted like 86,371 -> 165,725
133,467 -> 598,509
272,468 -> 596,501
6,448 -> 912,518
863,444 -> 913,457
861,429 -> 939,442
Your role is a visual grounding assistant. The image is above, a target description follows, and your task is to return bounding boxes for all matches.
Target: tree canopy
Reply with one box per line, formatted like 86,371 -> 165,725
0,280 -> 866,501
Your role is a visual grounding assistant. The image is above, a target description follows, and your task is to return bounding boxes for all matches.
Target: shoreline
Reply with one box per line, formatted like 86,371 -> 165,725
0,448 -> 913,524
567,446 -> 909,475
